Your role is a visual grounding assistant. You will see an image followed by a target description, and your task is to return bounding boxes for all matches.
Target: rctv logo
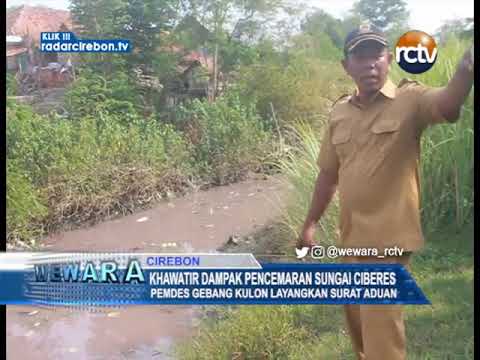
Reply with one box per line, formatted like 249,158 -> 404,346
395,30 -> 438,74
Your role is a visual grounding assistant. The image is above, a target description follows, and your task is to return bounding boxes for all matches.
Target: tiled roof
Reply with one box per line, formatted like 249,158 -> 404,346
6,5 -> 72,46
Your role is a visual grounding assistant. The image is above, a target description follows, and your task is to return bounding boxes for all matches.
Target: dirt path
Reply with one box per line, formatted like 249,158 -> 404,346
6,176 -> 288,360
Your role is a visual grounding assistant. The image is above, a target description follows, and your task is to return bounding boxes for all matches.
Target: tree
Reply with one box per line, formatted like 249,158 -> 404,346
301,10 -> 345,50
340,14 -> 363,35
176,0 -> 297,96
70,0 -> 181,114
435,17 -> 474,44
70,0 -> 131,74
351,0 -> 409,32
289,32 -> 342,62
70,0 -> 180,73
120,0 -> 178,69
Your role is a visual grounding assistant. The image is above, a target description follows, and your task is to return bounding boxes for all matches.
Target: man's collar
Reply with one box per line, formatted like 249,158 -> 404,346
379,78 -> 396,99
351,78 -> 397,106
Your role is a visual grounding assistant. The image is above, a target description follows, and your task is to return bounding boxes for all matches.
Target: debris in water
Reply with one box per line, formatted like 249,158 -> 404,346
107,312 -> 120,318
247,193 -> 255,197
136,217 -> 149,223
27,310 -> 39,316
227,235 -> 240,245
33,322 -> 41,327
204,224 -> 214,228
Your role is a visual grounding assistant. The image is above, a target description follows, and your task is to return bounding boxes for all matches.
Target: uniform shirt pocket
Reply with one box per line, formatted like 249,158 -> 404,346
371,118 -> 401,134
366,118 -> 403,176
331,122 -> 353,161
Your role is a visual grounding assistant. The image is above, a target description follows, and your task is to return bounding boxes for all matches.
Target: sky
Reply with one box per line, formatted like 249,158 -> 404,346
6,0 -> 474,34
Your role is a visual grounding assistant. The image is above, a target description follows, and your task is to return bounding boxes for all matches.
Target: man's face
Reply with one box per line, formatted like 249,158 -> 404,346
342,41 -> 393,95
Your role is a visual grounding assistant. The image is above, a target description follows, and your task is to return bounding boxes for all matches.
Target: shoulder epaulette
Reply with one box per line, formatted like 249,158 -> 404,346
331,93 -> 351,107
398,78 -> 422,88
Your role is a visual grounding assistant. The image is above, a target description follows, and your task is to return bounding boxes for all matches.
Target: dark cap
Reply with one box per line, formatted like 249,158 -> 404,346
344,23 -> 388,55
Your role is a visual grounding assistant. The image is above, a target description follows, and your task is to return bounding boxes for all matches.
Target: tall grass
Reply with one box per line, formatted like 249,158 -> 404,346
389,37 -> 474,232
275,120 -> 339,246
277,37 -> 473,237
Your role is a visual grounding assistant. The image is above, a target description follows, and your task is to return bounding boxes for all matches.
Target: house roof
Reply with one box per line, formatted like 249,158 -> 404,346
177,51 -> 214,74
7,35 -> 23,43
159,44 -> 214,74
6,5 -> 72,47
7,47 -> 28,57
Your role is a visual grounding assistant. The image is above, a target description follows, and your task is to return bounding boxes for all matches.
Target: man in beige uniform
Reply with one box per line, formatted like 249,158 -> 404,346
298,25 -> 474,360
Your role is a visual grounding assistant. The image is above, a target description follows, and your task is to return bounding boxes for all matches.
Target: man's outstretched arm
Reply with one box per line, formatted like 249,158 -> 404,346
434,45 -> 474,122
297,169 -> 337,248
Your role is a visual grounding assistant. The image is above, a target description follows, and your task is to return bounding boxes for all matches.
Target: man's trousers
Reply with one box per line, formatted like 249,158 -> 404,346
341,253 -> 412,360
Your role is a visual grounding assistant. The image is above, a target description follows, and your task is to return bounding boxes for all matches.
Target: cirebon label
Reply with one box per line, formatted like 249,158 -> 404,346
395,30 -> 438,74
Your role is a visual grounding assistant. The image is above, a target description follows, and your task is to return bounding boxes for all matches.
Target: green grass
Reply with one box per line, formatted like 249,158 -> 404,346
404,223 -> 474,359
175,223 -> 473,359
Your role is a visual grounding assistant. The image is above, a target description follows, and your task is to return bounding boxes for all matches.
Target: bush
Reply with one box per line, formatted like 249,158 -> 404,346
64,68 -> 141,120
7,72 -> 17,96
7,159 -> 48,244
6,101 -> 193,244
175,93 -> 272,185
6,74 -> 279,244
234,56 -> 351,128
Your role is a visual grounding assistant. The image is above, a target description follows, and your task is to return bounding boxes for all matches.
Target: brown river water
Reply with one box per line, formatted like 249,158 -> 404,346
6,176 -> 288,360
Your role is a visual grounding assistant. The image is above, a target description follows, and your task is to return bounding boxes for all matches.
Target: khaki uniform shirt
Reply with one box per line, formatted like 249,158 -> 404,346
317,78 -> 455,252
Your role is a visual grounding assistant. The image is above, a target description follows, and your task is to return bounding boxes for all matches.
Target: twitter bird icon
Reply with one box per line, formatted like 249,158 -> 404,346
295,247 -> 309,259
